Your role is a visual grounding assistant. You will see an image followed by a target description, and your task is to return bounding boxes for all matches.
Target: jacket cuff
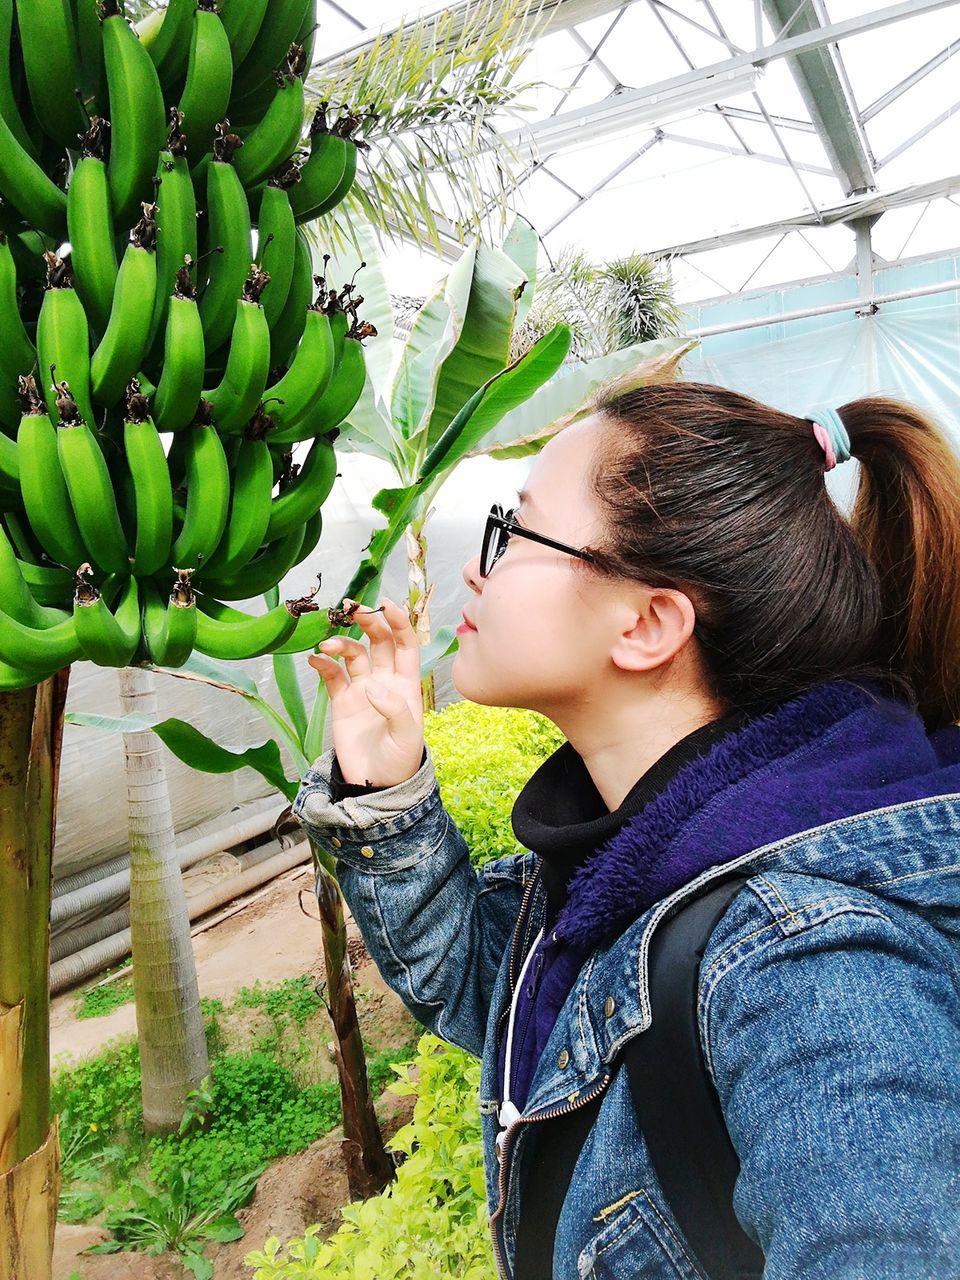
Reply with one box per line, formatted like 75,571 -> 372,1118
291,743 -> 443,871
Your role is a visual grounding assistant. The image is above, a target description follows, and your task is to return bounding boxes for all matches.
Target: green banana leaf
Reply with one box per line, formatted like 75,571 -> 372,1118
423,240 -> 527,453
500,216 -> 538,330
64,712 -> 300,803
389,238 -> 477,442
420,323 -> 572,479
467,336 -> 697,461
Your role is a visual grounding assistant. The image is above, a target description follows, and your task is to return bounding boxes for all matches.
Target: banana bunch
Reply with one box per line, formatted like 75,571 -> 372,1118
0,0 -> 381,687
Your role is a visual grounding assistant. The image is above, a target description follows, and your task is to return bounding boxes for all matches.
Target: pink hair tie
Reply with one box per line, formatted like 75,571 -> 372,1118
811,422 -> 837,471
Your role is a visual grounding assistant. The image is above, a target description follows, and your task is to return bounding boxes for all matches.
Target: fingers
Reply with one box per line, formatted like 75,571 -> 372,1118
352,597 -> 422,682
306,650 -> 350,697
314,634 -> 370,679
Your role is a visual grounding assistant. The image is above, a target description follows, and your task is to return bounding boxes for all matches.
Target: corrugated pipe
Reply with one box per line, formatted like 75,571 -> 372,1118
49,833 -> 304,965
49,838 -> 313,995
50,796 -> 290,933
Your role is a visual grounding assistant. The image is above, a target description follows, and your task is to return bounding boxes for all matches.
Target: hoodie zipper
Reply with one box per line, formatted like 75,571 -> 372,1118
496,861 -> 544,1052
490,1070 -> 613,1280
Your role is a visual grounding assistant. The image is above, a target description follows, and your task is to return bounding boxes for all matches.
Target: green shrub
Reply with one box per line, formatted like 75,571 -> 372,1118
244,1032 -> 494,1279
425,701 -> 563,868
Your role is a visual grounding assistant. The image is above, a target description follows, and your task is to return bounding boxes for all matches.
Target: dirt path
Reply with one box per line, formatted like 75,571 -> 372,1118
52,864 -> 339,1064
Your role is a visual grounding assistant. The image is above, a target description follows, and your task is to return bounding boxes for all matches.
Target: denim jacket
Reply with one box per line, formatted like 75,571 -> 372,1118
292,682 -> 960,1279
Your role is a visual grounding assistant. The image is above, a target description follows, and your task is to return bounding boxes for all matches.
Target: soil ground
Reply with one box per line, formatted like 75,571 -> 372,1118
50,862 -> 420,1280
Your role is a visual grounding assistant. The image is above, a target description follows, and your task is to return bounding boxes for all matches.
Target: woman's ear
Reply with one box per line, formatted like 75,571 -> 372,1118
610,589 -> 697,673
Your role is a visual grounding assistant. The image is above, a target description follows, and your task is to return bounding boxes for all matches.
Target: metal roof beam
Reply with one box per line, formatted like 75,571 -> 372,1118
661,130 -> 833,176
761,0 -> 875,196
648,172 -> 960,257
499,0 -> 955,160
863,35 -> 960,122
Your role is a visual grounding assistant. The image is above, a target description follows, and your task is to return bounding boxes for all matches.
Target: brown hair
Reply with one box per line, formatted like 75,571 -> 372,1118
580,381 -> 960,732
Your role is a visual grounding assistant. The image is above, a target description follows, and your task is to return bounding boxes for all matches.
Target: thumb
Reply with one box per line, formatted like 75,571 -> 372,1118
365,681 -> 415,729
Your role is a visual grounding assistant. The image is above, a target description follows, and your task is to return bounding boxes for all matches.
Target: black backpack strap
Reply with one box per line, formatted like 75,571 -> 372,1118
513,874 -> 764,1280
623,874 -> 764,1280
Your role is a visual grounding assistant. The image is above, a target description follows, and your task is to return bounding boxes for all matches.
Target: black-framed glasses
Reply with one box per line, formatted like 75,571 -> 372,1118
480,504 -> 600,578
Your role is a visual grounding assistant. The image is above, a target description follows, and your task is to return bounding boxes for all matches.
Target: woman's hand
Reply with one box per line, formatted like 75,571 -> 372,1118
307,598 -> 425,788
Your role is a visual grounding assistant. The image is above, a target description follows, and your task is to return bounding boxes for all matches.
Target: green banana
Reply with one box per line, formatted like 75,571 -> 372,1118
234,48 -> 306,189
124,405 -> 173,576
74,570 -> 140,666
37,259 -> 97,430
147,130 -> 198,357
203,296 -> 270,434
0,234 -> 37,429
14,0 -> 84,148
255,179 -> 296,328
289,118 -> 348,223
197,515 -> 315,600
200,153 -> 253,354
177,4 -> 233,164
17,384 -> 87,572
169,422 -> 230,570
219,0 -> 271,67
0,0 -> 39,158
269,224 -> 312,367
193,593 -> 303,658
66,120 -> 118,335
57,403 -> 129,574
271,333 -> 365,444
152,290 -> 205,432
310,135 -> 358,218
142,575 -> 197,667
14,551 -> 74,607
72,0 -> 105,110
0,431 -> 17,491
194,437 -> 273,581
264,435 -> 336,541
145,0 -> 193,88
90,222 -> 158,408
261,307 -> 335,438
0,521 -> 70,629
230,0 -> 311,107
101,0 -> 167,225
0,96 -> 67,237
0,599 -> 82,672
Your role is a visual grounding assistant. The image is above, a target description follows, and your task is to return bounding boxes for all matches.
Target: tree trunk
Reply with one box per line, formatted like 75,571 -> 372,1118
405,512 -> 436,716
117,665 -> 208,1134
312,849 -> 394,1198
0,668 -> 70,1280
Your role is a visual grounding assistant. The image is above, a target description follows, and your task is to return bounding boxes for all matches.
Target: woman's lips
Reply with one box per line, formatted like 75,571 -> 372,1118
456,613 -> 477,635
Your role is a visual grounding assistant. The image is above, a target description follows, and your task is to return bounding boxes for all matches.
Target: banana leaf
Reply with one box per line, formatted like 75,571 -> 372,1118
465,336 -> 696,461
64,712 -> 300,802
500,216 -> 538,330
389,238 -> 477,441
422,240 -> 527,453
265,585 -> 308,742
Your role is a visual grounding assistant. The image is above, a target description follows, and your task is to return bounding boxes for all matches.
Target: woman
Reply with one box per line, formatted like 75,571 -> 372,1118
293,381 -> 960,1279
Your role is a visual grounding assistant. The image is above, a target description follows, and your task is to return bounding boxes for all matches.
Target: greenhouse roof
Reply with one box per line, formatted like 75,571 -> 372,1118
310,0 -> 960,302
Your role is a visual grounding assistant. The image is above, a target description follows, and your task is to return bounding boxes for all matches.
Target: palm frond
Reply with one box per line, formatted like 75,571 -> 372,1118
307,0 -> 549,254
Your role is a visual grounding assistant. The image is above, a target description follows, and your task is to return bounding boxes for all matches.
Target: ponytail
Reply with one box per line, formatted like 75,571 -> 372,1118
844,397 -> 960,730
580,382 -> 960,731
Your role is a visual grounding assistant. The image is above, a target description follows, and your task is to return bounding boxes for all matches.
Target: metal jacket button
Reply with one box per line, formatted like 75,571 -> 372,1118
330,836 -> 342,848
360,845 -> 374,859
557,1050 -> 570,1070
604,997 -> 616,1018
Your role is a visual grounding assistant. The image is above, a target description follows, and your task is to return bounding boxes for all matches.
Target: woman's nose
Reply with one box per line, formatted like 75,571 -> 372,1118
462,554 -> 482,592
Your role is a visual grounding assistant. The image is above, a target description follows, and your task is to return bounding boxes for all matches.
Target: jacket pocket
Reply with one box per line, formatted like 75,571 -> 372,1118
577,1189 -> 706,1280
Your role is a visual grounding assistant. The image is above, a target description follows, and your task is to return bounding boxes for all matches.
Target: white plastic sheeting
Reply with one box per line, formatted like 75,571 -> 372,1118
55,451 -> 530,879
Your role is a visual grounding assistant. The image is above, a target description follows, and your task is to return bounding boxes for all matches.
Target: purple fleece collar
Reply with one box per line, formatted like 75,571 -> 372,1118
554,679 -> 897,951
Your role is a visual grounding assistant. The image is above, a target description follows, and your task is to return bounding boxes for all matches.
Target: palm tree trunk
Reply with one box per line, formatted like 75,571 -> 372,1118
117,665 -> 208,1133
0,668 -> 70,1280
312,848 -> 394,1198
405,511 -> 436,716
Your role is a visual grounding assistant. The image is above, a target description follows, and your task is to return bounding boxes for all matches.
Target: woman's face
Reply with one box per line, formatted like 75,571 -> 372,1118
454,413 -> 628,717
